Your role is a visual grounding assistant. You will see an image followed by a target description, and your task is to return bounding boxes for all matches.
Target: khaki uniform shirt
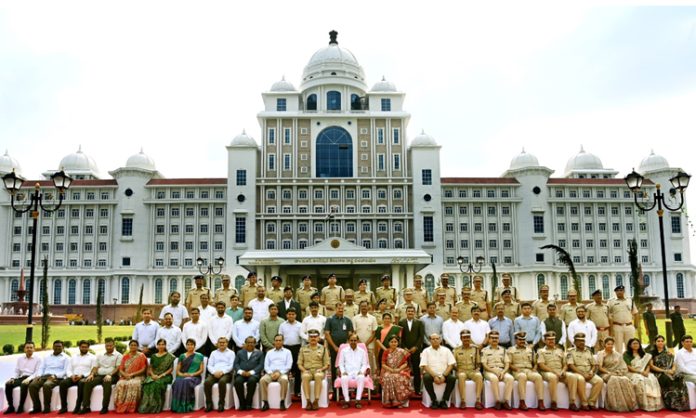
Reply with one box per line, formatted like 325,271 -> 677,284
560,303 -> 579,325
495,301 -> 520,322
299,344 -> 329,371
435,303 -> 452,321
607,298 -> 637,325
532,299 -> 551,321
481,346 -> 509,371
266,287 -> 284,304
454,346 -> 479,372
354,291 -> 376,310
185,287 -> 210,310
375,286 -> 397,308
352,313 -> 378,345
395,302 -> 421,320
410,288 -> 429,312
320,286 -> 345,313
495,286 -> 519,302
240,284 -> 259,307
566,348 -> 595,374
343,303 -> 359,319
507,345 -> 534,370
214,288 -> 238,305
454,301 -> 478,322
586,302 -> 610,329
296,287 -> 318,312
435,287 -> 457,305
536,346 -> 565,374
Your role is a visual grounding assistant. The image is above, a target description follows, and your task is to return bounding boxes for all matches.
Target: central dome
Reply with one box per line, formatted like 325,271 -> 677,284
301,30 -> 366,90
126,149 -> 156,171
564,146 -> 603,174
59,146 -> 99,175
509,148 -> 540,170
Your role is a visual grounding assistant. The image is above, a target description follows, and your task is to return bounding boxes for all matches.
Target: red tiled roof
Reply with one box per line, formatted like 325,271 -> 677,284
20,179 -> 118,188
441,177 -> 519,185
547,178 -> 654,185
146,178 -> 227,186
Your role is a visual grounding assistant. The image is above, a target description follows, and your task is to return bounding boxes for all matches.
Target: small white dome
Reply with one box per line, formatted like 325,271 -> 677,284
509,148 -> 540,170
126,149 -> 156,171
0,150 -> 22,175
565,146 -> 603,173
371,76 -> 397,92
59,146 -> 99,174
410,130 -> 438,147
270,76 -> 296,92
230,129 -> 257,147
639,150 -> 670,173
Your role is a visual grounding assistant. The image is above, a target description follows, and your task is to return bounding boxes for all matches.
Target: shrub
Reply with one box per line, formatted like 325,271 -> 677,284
87,339 -> 97,346
17,343 -> 25,353
2,344 -> 14,355
63,341 -> 73,348
114,342 -> 126,354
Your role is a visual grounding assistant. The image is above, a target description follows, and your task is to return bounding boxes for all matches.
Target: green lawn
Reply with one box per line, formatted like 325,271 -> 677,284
0,325 -> 133,350
638,318 -> 696,344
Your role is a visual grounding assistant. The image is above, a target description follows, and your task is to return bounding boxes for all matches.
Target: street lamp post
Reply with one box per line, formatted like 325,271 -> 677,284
624,169 -> 691,346
457,255 -> 485,288
197,256 -> 225,290
2,170 -> 73,343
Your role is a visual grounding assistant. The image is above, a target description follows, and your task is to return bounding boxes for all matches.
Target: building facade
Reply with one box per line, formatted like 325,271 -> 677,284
1,33 -> 694,318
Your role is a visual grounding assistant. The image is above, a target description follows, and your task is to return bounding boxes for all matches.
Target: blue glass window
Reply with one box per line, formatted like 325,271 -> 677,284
82,279 -> 91,304
276,98 -> 287,111
423,216 -> 434,242
68,279 -> 76,305
602,275 -> 610,299
381,98 -> 391,111
351,94 -> 361,110
316,126 -> 353,177
121,277 -> 130,304
327,91 -> 341,111
677,273 -> 685,298
10,279 -> 18,302
560,275 -> 568,299
54,279 -> 62,305
154,278 -> 163,304
306,94 -> 317,111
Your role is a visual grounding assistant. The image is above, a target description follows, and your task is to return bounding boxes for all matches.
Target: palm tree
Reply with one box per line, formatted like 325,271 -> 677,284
540,244 -> 580,296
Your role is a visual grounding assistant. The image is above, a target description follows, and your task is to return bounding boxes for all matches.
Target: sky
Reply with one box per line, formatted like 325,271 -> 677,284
1,1 -> 695,251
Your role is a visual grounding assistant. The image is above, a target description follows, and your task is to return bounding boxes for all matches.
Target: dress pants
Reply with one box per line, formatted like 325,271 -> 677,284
233,374 -> 259,409
81,375 -> 117,411
59,377 -> 85,412
408,349 -> 422,394
204,373 -> 232,409
4,376 -> 31,411
284,345 -> 301,395
422,373 -> 456,404
28,376 -> 64,413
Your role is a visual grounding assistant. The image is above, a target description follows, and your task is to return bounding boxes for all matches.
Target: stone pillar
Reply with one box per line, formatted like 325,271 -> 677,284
392,264 -> 401,293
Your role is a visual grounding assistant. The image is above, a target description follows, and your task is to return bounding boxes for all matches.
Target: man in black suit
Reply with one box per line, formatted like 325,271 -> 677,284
232,336 -> 265,410
278,286 -> 302,321
399,305 -> 425,395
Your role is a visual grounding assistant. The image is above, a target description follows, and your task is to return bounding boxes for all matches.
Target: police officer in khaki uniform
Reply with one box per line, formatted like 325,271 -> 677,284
607,285 -> 637,354
560,288 -> 580,331
342,289 -> 359,319
354,279 -> 376,311
214,275 -> 237,305
586,289 -> 610,351
566,333 -> 604,411
240,272 -> 259,307
266,276 -> 284,304
481,330 -> 514,410
494,289 -> 520,321
532,285 -> 551,321
434,290 -> 452,321
410,275 -> 429,313
453,330 -> 483,410
537,331 -> 574,411
298,329 -> 330,411
507,332 -> 545,411
375,275 -> 397,310
296,275 -> 317,313
185,275 -> 211,312
320,273 -> 344,316
395,289 -> 421,322
455,287 -> 478,322
435,273 -> 458,306
470,276 -> 489,320
494,273 -> 519,302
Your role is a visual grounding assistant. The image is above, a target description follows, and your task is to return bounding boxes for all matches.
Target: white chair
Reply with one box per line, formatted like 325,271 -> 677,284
483,381 -> 508,408
300,379 -> 329,409
191,357 -> 208,411
232,382 -> 261,410
453,380 -> 478,408
86,384 -> 116,412
542,381 -> 599,409
685,381 -> 696,410
422,382 -> 455,407
210,383 -> 234,410
163,358 -> 178,411
11,386 -> 33,411
266,381 -> 292,409
512,381 -> 538,408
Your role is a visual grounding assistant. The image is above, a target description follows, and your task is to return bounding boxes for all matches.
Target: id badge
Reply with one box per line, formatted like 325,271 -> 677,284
342,323 -> 347,331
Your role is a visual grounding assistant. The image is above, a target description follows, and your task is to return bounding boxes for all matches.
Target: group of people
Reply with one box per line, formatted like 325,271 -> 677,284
3,271 -> 695,413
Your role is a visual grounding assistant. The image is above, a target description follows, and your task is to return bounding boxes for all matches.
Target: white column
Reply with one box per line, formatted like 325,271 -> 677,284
391,264 -> 401,293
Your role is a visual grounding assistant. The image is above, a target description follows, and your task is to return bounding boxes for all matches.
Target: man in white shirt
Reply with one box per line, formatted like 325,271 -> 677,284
4,341 -> 41,414
159,291 -> 189,328
567,306 -> 597,349
181,307 -> 209,355
198,293 -> 217,323
248,286 -> 274,323
301,302 -> 327,344
464,307 -> 491,348
208,302 -> 234,348
279,308 -> 302,396
675,335 -> 696,383
420,334 -> 456,410
231,307 -> 260,350
338,334 -> 368,409
260,335 -> 293,411
58,340 -> 96,414
442,307 -> 468,349
203,337 -> 235,412
155,313 -> 183,355
80,338 -> 122,414
132,308 -> 159,356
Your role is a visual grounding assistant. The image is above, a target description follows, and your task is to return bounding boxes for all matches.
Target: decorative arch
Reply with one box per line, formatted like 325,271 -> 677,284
53,279 -> 63,305
316,126 -> 353,178
68,279 -> 77,305
154,278 -> 163,304
121,277 -> 130,304
306,94 -> 317,111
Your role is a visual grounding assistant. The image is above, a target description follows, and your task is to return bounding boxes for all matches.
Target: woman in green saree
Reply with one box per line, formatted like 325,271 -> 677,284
374,312 -> 402,379
139,339 -> 175,413
171,339 -> 205,413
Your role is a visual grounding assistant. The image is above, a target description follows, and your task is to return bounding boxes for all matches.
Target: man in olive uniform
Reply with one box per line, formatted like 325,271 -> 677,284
495,273 -> 518,302
411,275 -> 429,313
455,287 -> 478,322
395,289 -> 421,322
494,289 -> 520,322
471,276 -> 490,320
343,290 -> 359,318
434,290 -> 452,321
560,289 -> 579,336
586,290 -> 610,351
435,273 -> 458,305
214,275 -> 237,305
566,333 -> 603,411
240,272 -> 259,307
671,305 -> 686,348
481,330 -> 514,410
539,304 -> 566,348
266,276 -> 284,304
354,279 -> 376,311
453,330 -> 484,410
643,303 -> 658,351
536,331 -> 574,411
298,329 -> 330,411
532,285 -> 551,321
375,275 -> 397,311
608,285 -> 637,354
320,273 -> 345,317
186,275 -> 211,312
296,275 -> 317,313
507,332 -> 545,410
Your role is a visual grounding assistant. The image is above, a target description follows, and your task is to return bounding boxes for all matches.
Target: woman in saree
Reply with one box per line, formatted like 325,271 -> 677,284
374,313 -> 402,383
650,335 -> 690,411
597,337 -> 638,412
114,340 -> 148,413
380,335 -> 412,408
139,339 -> 175,413
171,338 -> 205,413
624,338 -> 663,411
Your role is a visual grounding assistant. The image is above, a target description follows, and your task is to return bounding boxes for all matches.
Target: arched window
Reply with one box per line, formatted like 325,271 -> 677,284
350,94 -> 361,110
10,279 -> 19,302
424,274 -> 435,299
602,275 -> 610,299
326,91 -> 341,111
68,279 -> 76,305
121,277 -> 130,304
576,276 -> 583,299
235,275 -> 245,291
53,279 -> 63,305
560,275 -> 568,299
643,274 -> 651,289
184,278 -> 192,299
316,126 -> 353,178
616,274 -> 623,288
306,94 -> 317,111
588,275 -> 596,296
169,278 -> 178,294
677,273 -> 685,298
97,279 -> 105,304
82,279 -> 91,304
536,274 -> 545,293
154,278 -> 163,304
214,277 -> 222,291
39,279 -> 46,304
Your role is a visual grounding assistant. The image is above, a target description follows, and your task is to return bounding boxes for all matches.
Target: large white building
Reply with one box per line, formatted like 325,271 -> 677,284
1,32 -> 694,316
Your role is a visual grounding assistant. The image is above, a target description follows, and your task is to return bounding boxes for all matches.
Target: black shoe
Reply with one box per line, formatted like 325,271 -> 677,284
439,401 -> 449,410
15,408 -> 23,415
58,409 -> 67,415
4,409 -> 15,415
261,402 -> 269,412
30,410 -> 41,415
205,405 -> 213,413
41,410 -> 50,415
430,402 -> 439,410
217,405 -> 224,413
280,401 -> 286,411
71,409 -> 80,415
79,408 -> 90,415
99,409 -> 108,415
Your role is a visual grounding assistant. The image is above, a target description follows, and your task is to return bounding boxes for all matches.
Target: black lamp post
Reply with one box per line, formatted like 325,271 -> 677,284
197,256 -> 225,290
457,255 -> 484,288
3,169 -> 73,343
624,169 -> 691,346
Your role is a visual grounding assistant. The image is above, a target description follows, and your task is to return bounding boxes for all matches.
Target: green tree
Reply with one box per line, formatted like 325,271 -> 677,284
96,281 -> 103,343
134,284 -> 144,323
628,239 -> 644,340
541,244 -> 580,296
